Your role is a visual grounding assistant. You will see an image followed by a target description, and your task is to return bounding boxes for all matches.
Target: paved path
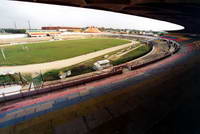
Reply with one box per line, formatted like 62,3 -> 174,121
0,41 -> 135,73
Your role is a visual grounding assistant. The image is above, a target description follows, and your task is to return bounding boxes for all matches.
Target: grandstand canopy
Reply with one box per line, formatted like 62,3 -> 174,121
14,0 -> 200,33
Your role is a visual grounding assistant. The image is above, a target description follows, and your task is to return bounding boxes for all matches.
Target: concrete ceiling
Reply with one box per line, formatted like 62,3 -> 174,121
13,0 -> 200,33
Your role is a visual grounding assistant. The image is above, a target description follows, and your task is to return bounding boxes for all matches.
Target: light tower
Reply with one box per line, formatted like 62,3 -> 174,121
28,20 -> 31,30
14,21 -> 17,29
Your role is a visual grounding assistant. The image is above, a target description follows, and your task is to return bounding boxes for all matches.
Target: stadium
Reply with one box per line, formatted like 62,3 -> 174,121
0,32 -> 153,93
0,30 -> 184,131
0,0 -> 200,134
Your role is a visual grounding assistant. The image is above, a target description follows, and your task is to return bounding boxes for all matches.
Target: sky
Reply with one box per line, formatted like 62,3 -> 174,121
0,0 -> 184,31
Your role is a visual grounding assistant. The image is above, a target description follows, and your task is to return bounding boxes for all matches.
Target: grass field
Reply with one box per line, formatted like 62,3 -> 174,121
42,44 -> 151,81
0,38 -> 130,66
111,45 -> 152,65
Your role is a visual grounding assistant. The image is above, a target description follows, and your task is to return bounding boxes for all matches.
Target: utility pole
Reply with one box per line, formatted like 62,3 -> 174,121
14,21 -> 17,29
28,20 -> 31,30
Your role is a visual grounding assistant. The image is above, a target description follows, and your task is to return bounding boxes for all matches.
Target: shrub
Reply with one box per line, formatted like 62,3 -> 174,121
43,70 -> 60,81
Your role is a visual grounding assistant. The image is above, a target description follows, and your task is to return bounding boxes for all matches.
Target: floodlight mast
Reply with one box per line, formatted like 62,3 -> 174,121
28,20 -> 31,30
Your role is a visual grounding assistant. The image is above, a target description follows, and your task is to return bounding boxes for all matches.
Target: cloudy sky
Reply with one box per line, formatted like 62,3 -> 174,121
0,0 -> 184,31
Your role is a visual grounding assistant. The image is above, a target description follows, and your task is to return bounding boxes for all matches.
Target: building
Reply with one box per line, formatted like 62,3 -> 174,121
41,26 -> 82,32
84,26 -> 101,33
26,30 -> 61,37
93,60 -> 111,70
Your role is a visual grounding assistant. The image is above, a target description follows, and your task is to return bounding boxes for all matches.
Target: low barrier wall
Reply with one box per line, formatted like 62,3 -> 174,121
0,34 -> 27,39
128,53 -> 171,70
0,68 -> 122,103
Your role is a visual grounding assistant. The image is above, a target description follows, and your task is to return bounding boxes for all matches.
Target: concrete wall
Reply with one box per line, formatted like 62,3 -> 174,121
0,34 -> 27,39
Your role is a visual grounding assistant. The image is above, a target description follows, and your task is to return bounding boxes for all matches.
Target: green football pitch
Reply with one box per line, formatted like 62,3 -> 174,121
0,38 -> 130,66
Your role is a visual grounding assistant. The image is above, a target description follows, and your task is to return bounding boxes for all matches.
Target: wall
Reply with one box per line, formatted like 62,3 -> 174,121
0,34 -> 27,39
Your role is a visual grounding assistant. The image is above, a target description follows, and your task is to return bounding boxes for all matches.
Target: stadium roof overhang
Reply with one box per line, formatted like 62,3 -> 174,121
13,0 -> 200,33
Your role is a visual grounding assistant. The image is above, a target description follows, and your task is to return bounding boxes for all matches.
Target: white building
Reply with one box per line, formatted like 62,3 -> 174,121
93,59 -> 111,70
